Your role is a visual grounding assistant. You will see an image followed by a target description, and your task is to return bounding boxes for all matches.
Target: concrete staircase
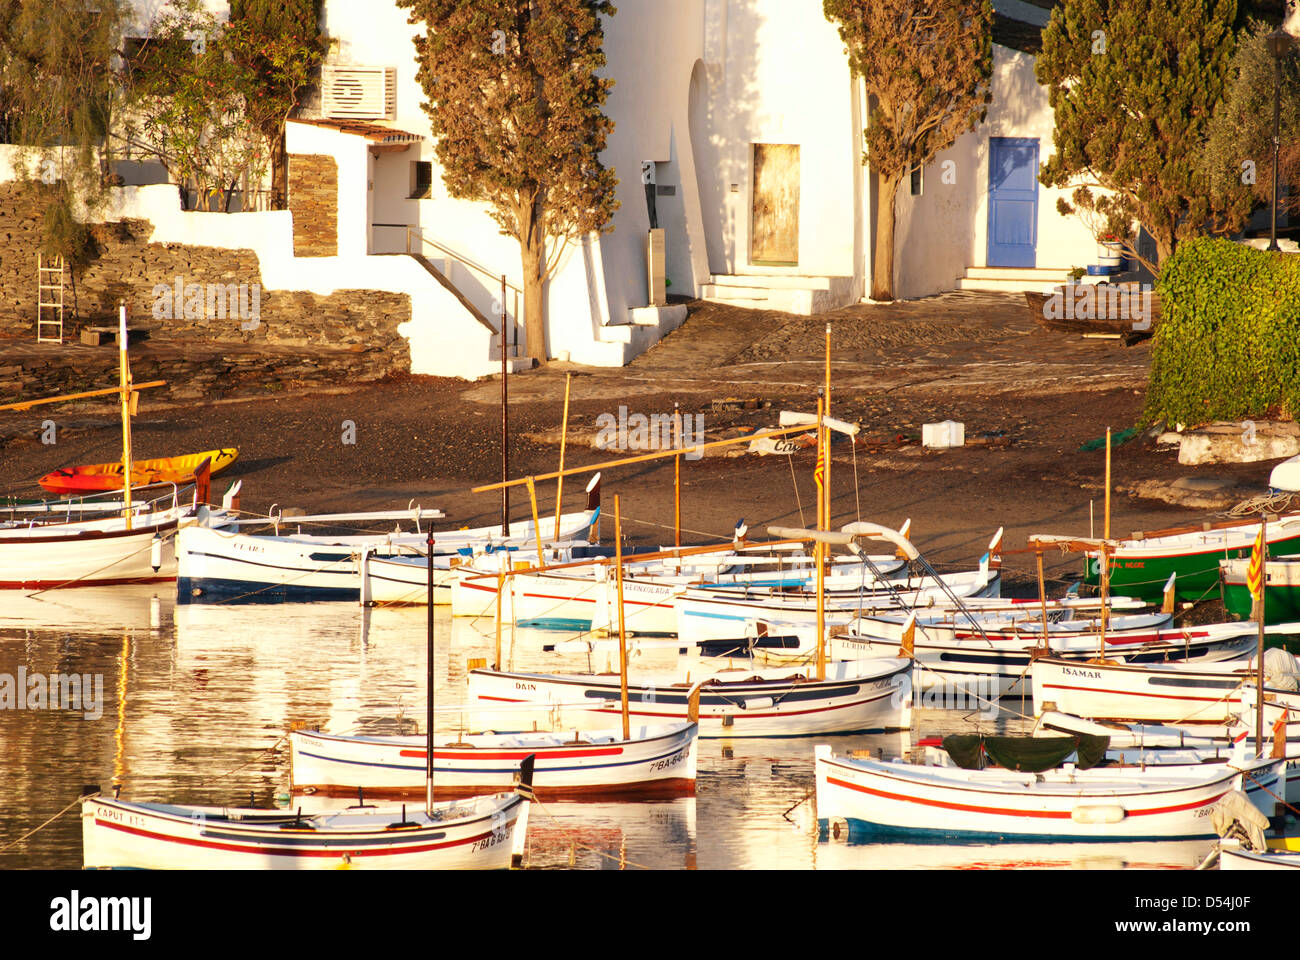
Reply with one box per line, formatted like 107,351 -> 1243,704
700,274 -> 858,314
403,254 -> 532,376
569,303 -> 690,366
956,266 -> 1074,293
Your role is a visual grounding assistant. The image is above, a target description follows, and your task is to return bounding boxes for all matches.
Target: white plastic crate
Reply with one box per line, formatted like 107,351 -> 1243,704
922,421 -> 964,449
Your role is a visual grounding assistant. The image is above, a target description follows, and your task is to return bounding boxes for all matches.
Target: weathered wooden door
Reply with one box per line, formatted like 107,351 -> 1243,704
751,144 -> 800,265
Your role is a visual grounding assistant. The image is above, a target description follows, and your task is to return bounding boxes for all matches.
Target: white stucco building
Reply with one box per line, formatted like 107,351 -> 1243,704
99,0 -> 1129,378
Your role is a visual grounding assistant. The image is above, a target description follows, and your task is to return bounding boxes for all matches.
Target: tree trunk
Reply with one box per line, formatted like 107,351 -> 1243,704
270,128 -> 287,210
871,172 -> 903,302
521,225 -> 547,363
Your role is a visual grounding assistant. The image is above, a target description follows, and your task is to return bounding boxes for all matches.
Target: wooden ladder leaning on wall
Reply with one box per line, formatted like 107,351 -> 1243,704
37,252 -> 65,344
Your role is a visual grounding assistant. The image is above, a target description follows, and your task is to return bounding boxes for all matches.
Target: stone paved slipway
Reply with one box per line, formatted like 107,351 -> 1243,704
462,291 -> 1152,406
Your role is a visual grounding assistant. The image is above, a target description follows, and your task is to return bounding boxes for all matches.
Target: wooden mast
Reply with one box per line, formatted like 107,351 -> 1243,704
674,403 -> 682,548
552,373 -> 572,541
118,303 -> 135,531
426,530 -> 435,813
500,275 -> 509,536
525,476 -> 544,563
1256,513 -> 1268,757
1100,427 -> 1111,651
614,495 -> 631,740
823,323 -> 831,531
815,395 -> 826,681
1036,547 -> 1049,652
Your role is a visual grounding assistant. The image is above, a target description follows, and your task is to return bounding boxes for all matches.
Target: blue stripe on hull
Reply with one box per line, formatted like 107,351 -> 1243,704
515,617 -> 592,631
177,577 -> 358,605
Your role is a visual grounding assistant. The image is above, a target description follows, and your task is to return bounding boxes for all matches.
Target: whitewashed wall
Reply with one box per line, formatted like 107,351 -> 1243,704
892,44 -> 1103,297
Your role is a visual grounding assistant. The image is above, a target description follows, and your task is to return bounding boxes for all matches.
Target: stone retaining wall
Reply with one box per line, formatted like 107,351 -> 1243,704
0,183 -> 410,373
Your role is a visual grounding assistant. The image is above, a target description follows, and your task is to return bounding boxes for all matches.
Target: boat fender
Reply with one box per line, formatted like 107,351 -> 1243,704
827,817 -> 849,841
150,533 -> 163,572
1071,804 -> 1127,824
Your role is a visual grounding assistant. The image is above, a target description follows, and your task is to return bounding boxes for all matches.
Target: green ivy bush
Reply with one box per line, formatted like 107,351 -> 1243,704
1143,237 -> 1300,428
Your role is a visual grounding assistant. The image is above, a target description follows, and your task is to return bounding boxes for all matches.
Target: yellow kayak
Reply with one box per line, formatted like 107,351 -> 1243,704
38,448 -> 239,493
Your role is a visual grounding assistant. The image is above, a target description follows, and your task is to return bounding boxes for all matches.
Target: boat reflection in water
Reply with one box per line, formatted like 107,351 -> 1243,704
812,837 -> 1214,870
0,584 -> 169,633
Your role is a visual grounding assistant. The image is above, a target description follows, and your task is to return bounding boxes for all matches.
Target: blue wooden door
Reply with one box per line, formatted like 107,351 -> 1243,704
987,138 -> 1039,268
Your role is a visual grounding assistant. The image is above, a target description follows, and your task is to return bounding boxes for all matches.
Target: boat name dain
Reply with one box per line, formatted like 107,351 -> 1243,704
594,406 -> 705,461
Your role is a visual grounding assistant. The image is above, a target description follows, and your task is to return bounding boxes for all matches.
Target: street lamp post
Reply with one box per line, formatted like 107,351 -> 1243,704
1266,28 -> 1295,252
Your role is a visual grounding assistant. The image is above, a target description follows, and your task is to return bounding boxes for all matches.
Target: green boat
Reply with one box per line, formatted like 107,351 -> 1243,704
1221,557 -> 1300,624
1080,514 -> 1300,603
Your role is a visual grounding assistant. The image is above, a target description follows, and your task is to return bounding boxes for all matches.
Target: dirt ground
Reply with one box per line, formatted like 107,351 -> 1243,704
0,291 -> 1282,596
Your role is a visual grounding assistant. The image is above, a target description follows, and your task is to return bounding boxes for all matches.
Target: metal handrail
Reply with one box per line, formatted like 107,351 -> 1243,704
405,226 -> 522,295
405,226 -> 523,356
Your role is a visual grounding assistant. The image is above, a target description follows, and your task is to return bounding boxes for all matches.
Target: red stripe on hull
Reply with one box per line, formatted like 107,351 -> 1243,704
0,575 -> 174,590
825,774 -> 1225,820
94,816 -> 495,858
292,778 -> 695,801
397,746 -> 623,760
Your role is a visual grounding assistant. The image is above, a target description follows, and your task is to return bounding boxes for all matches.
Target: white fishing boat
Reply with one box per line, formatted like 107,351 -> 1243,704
290,719 -> 699,800
1218,841 -> 1300,870
467,657 -> 913,738
673,563 -> 1001,644
1031,646 -> 1300,724
448,537 -> 897,630
813,744 -> 1284,841
836,616 -> 1255,697
0,498 -> 191,590
358,541 -> 592,607
746,595 -> 1152,666
176,494 -> 600,604
81,785 -> 531,870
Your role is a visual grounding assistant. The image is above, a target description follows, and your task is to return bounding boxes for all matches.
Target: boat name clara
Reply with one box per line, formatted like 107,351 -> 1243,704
50,891 -> 151,941
0,669 -> 102,720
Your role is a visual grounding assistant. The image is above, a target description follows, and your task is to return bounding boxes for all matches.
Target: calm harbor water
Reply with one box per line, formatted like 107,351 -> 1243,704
0,587 -> 1213,870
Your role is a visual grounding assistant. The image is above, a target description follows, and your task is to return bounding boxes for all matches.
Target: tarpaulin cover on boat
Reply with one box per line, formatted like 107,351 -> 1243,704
942,734 -> 1110,772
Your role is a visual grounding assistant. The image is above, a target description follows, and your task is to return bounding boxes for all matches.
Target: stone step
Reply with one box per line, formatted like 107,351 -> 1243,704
700,283 -> 771,301
957,275 -> 1072,293
707,274 -> 845,291
962,266 -> 1075,281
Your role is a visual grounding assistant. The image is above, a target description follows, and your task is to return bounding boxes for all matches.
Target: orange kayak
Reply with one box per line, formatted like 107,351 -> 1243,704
38,448 -> 239,494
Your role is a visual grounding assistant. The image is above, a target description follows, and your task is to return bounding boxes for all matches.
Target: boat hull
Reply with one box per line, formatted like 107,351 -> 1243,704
467,659 -> 913,738
814,747 -> 1282,841
1081,516 -> 1300,602
674,572 -> 1001,643
82,794 -> 527,870
39,448 -> 239,494
289,722 -> 698,800
1030,654 -> 1295,724
0,515 -> 179,589
1221,558 -> 1300,624
839,625 -> 1255,698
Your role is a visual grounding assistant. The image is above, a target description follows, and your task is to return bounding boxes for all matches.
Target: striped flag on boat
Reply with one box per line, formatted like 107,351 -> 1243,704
813,442 -> 825,491
1247,523 -> 1267,601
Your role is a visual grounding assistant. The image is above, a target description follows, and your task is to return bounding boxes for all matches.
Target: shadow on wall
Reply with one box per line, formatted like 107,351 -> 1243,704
688,0 -> 764,279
